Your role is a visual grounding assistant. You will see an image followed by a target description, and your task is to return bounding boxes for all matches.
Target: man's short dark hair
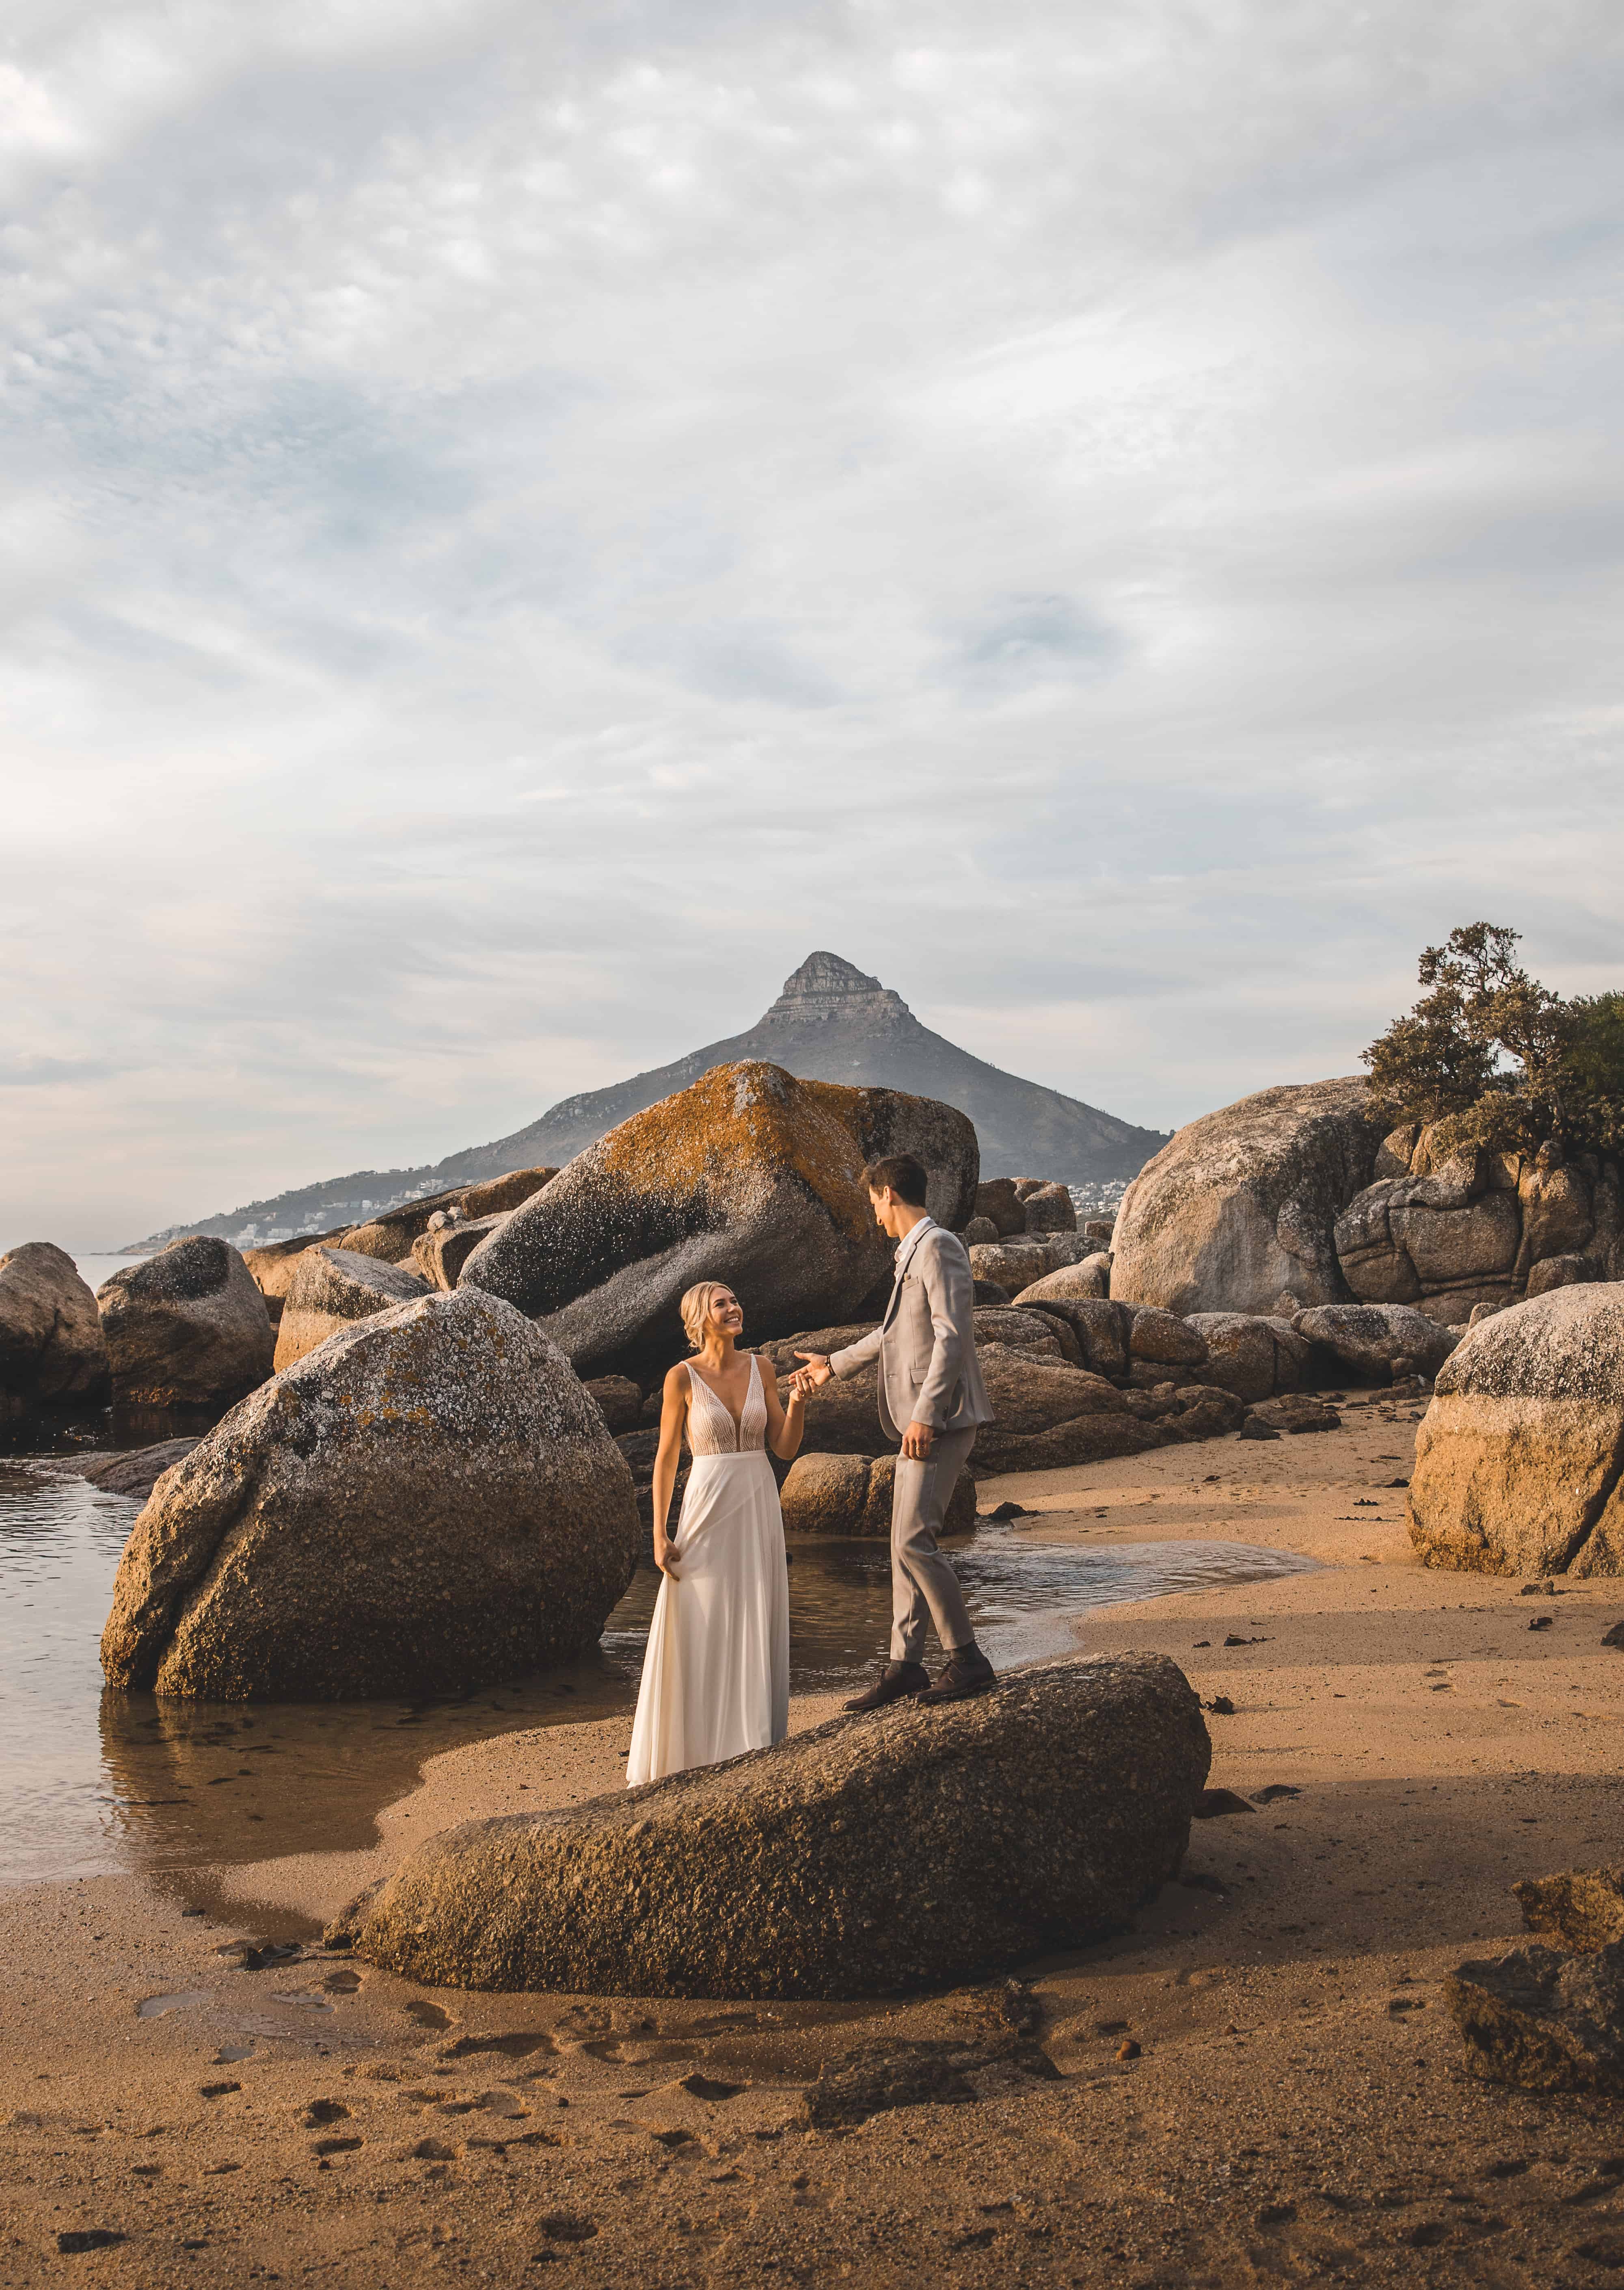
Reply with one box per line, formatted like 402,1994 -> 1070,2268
864,1153 -> 929,1207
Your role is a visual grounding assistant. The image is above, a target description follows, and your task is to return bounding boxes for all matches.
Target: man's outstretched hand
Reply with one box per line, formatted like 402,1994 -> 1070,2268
792,1351 -> 833,1395
901,1419 -> 935,1460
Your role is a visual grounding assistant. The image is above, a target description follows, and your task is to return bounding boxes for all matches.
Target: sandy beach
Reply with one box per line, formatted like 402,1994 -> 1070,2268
5,1399 -> 1623,2288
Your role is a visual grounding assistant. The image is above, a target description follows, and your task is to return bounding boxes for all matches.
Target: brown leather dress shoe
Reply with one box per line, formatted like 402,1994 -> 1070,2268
919,1648 -> 997,1703
842,1662 -> 930,1712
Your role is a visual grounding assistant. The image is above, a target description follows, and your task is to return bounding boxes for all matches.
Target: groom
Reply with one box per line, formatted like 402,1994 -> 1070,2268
793,1153 -> 996,1707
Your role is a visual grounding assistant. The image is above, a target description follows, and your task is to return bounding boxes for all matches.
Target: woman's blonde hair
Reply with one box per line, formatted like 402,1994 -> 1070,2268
679,1280 -> 736,1351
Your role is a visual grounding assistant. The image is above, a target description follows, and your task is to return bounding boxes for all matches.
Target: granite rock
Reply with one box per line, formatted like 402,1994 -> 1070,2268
1408,1285 -> 1624,1577
1294,1302 -> 1458,1385
272,1247 -> 430,1371
100,1287 -> 639,1700
780,1451 -> 976,1538
97,1239 -> 274,1409
1447,1941 -> 1624,2093
334,1652 -> 1210,1998
461,1062 -> 978,1381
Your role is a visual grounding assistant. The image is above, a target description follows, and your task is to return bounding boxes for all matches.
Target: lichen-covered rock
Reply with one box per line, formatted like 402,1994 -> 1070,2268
1408,1285 -> 1624,1577
0,1242 -> 110,1412
272,1246 -> 430,1371
1112,1078 -> 1387,1316
460,1062 -> 978,1381
780,1451 -> 976,1538
1447,1942 -> 1624,2093
1294,1303 -> 1459,1385
97,1238 -> 273,1409
1515,1868 -> 1624,1953
335,1652 -> 1210,1998
100,1287 -> 639,1700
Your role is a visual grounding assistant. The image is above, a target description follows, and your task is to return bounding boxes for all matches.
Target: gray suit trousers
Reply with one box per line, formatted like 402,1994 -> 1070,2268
890,1427 -> 977,1664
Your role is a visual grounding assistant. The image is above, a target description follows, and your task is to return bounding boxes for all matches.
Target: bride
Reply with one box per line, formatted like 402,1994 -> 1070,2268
626,1281 -> 805,1786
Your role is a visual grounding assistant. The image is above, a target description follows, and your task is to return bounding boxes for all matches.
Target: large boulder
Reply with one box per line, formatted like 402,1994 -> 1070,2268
969,1348 -> 1165,1473
461,1062 -> 978,1381
1183,1311 -> 1303,1403
966,1237 -> 1089,1295
0,1242 -> 110,1413
780,1452 -> 977,1538
1020,1182 -> 1076,1233
1295,1301 -> 1458,1385
272,1246 -> 430,1371
96,1238 -> 274,1409
1335,1149 -> 1522,1325
973,1179 -> 1027,1237
101,1287 -> 639,1700
334,1652 -> 1210,1998
1021,1295 -> 1134,1379
1110,1078 -> 1388,1316
1127,1307 -> 1209,1369
338,1188 -> 471,1264
1408,1285 -> 1624,1577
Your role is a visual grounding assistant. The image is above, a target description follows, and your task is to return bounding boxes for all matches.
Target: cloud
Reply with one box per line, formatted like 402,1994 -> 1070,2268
2,0 -> 1623,1244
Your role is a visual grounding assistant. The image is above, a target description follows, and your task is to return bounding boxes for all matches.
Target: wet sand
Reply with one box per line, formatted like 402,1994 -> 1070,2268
5,1394 -> 1624,2288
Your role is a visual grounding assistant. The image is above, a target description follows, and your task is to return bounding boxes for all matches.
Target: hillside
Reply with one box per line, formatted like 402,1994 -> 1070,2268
127,953 -> 1168,1247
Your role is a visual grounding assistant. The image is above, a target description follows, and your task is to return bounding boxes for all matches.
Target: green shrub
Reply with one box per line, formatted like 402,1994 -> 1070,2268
1362,926 -> 1624,1157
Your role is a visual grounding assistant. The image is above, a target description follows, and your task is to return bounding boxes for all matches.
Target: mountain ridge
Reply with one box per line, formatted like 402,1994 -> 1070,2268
126,953 -> 1168,1248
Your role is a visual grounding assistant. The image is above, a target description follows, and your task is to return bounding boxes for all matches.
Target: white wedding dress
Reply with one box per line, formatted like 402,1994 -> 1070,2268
626,1354 -> 790,1786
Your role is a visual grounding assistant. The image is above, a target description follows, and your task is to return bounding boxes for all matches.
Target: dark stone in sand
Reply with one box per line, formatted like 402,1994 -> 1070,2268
97,1237 -> 273,1409
460,1060 -> 978,1380
100,1287 -> 638,1701
1194,1788 -> 1256,1818
1447,1941 -> 1624,2092
333,1652 -> 1209,2000
1514,1868 -> 1624,1953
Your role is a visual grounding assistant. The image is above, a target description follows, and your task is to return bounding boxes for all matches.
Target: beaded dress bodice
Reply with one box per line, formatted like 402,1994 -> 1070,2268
685,1356 -> 768,1456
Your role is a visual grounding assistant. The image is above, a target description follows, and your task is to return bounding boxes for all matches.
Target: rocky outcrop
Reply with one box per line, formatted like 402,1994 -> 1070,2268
0,1243 -> 110,1414
1294,1303 -> 1458,1385
780,1452 -> 977,1537
460,1062 -> 978,1381
272,1247 -> 430,1371
1408,1285 -> 1624,1577
1447,1942 -> 1624,2093
1110,1078 -> 1389,1318
333,1652 -> 1209,1998
96,1239 -> 274,1409
101,1288 -> 639,1700
1013,1258 -> 1112,1307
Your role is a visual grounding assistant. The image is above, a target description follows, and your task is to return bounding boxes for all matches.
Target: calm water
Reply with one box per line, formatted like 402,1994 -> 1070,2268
0,1432 -> 1316,1898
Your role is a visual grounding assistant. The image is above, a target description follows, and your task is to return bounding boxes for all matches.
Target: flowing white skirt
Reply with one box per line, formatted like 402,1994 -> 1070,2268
626,1450 -> 790,1787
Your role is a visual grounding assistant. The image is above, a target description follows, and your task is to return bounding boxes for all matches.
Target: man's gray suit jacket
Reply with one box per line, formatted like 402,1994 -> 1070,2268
828,1222 -> 994,1440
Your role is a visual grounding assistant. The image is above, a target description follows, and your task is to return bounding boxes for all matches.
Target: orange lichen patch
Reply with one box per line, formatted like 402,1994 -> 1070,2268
596,1063 -> 876,1241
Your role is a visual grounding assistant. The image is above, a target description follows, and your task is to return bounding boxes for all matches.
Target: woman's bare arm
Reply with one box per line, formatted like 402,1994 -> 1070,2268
651,1367 -> 689,1575
760,1356 -> 806,1462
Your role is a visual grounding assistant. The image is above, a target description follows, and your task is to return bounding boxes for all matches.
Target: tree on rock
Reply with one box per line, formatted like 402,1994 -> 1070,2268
1363,923 -> 1624,1156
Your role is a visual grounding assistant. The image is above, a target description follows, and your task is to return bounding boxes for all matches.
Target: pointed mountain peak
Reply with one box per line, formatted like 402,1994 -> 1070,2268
764,951 -> 914,1030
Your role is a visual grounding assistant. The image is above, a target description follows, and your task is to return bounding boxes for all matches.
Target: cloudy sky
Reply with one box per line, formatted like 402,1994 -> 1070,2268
6,0 -> 1623,1247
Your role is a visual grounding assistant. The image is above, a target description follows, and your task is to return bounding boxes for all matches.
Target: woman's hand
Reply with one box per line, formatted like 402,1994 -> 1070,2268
654,1530 -> 680,1578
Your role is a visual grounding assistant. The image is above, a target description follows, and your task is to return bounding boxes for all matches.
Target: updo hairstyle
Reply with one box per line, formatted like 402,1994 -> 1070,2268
679,1280 -> 735,1352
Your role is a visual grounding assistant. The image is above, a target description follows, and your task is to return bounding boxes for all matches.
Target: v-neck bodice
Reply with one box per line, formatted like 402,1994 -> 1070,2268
685,1356 -> 768,1456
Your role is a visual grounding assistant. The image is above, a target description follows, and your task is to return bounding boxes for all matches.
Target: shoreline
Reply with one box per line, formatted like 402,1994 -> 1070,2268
6,1402 -> 1624,2286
